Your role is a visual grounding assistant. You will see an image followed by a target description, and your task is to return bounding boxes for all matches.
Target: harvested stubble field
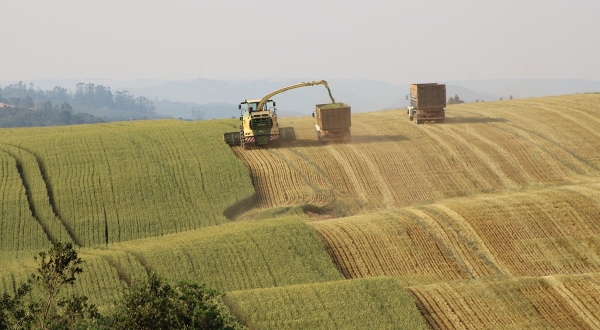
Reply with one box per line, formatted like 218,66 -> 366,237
1,94 -> 599,329
311,181 -> 600,284
232,94 -> 600,219
409,273 -> 600,329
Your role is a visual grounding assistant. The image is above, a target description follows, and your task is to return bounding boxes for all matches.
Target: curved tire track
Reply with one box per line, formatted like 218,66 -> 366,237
0,143 -> 81,246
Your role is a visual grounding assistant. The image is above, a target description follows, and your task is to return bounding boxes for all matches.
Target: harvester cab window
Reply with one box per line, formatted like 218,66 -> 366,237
248,104 -> 256,112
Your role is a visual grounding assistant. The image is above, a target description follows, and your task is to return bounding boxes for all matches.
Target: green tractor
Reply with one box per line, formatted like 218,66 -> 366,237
223,80 -> 335,149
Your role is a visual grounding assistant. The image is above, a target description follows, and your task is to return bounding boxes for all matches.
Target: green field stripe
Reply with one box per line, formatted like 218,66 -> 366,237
106,218 -> 344,292
60,253 -> 131,308
224,277 -> 429,330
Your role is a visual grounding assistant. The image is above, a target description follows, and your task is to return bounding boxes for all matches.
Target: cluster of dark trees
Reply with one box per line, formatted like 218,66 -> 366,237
0,81 -> 159,127
0,243 -> 246,330
448,94 -> 515,104
0,104 -> 104,128
447,94 -> 465,104
499,95 -> 514,101
0,81 -> 155,115
73,83 -> 155,114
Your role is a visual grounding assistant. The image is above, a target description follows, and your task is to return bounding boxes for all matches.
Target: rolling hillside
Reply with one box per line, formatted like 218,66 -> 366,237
1,94 -> 599,329
231,94 -> 599,220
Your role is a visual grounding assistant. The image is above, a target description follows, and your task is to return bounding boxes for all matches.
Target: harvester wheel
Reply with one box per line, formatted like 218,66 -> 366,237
271,139 -> 281,148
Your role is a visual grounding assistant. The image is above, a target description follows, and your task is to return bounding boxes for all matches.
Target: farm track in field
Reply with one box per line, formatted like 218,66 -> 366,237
0,148 -> 54,244
0,143 -> 79,246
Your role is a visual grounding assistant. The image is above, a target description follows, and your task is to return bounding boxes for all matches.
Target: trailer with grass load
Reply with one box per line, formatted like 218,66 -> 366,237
313,103 -> 351,143
406,83 -> 446,124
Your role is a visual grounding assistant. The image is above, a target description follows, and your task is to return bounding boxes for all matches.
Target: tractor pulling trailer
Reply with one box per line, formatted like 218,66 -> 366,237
406,83 -> 446,124
223,80 -> 350,149
222,98 -> 296,148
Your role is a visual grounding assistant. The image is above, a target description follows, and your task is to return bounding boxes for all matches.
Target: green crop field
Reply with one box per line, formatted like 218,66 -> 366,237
1,94 -> 600,329
96,217 -> 344,292
0,119 -> 254,248
225,277 -> 429,330
1,217 -> 344,308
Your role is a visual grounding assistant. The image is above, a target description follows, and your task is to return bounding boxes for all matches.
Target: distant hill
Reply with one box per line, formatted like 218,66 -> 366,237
125,78 -> 492,117
3,78 -> 598,119
115,78 -> 600,116
447,79 -> 600,99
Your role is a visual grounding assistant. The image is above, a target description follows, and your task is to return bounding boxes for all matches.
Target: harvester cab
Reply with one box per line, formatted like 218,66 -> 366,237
223,80 -> 338,149
240,99 -> 275,114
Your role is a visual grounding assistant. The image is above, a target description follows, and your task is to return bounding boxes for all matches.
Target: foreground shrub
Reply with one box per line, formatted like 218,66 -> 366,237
107,272 -> 246,330
1,243 -> 246,330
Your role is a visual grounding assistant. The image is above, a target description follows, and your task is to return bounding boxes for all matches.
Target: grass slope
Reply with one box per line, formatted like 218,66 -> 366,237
0,119 -> 254,248
2,218 -> 344,307
105,217 -> 344,292
225,277 -> 429,330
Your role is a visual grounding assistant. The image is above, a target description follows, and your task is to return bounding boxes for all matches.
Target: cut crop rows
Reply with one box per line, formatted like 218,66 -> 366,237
312,181 -> 600,285
233,95 -> 600,218
409,273 -> 600,329
311,211 -> 472,285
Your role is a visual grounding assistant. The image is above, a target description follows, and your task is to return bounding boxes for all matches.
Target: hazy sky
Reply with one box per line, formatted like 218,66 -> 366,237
1,0 -> 599,84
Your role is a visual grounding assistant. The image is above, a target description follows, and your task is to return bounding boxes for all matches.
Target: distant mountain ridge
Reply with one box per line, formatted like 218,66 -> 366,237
447,79 -> 600,99
2,78 -> 598,119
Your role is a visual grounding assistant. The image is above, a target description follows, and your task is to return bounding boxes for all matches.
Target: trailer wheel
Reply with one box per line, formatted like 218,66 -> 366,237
317,131 -> 323,144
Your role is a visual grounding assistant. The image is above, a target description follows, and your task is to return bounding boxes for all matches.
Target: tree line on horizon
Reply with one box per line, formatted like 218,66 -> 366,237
0,82 -> 161,128
0,104 -> 104,128
0,81 -> 156,114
